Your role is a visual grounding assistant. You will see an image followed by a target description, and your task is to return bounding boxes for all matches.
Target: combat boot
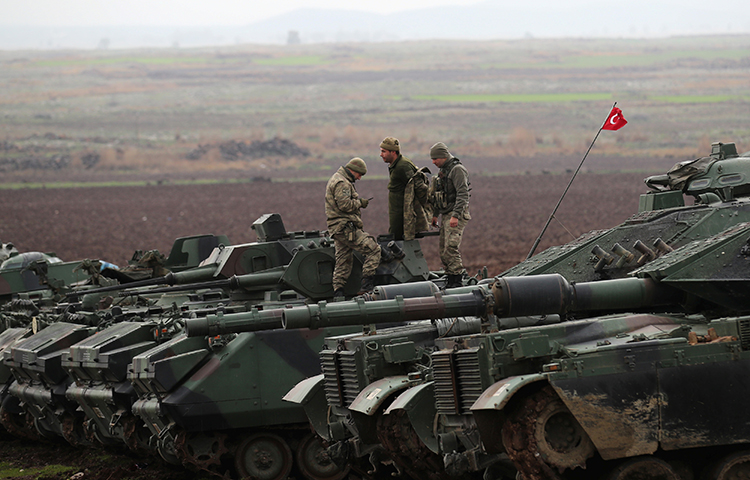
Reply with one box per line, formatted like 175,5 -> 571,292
445,274 -> 463,289
333,288 -> 345,299
359,276 -> 375,294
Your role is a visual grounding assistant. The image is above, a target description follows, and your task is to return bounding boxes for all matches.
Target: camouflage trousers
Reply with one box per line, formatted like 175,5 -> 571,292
438,210 -> 470,275
331,228 -> 381,290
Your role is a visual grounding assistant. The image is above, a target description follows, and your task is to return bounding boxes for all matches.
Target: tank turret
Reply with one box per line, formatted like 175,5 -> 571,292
505,142 -> 750,282
67,212 -> 440,306
0,251 -> 89,303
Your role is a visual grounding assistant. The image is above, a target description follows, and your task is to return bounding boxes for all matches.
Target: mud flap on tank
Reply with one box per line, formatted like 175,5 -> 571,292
384,381 -> 438,453
282,374 -> 331,441
549,366 -> 660,460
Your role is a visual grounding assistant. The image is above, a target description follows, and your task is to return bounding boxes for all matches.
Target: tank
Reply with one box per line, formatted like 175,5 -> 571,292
277,142 -> 750,480
280,249 -> 750,479
184,281 -> 491,479
123,222 -> 448,479
0,213 -> 449,480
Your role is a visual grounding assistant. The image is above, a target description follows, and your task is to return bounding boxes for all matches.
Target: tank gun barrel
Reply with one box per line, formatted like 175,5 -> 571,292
282,274 -> 683,330
182,280 -> 445,337
490,274 -> 681,316
66,266 -> 287,299
184,274 -> 684,337
184,308 -> 284,336
116,268 -> 287,297
282,289 -> 489,330
65,264 -> 219,298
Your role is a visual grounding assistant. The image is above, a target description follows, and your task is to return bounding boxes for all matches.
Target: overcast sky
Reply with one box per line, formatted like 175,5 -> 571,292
3,0 -> 747,48
4,0 -> 486,26
6,0 -> 746,27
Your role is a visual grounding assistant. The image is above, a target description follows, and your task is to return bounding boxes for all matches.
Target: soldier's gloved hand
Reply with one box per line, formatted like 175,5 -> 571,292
359,198 -> 369,208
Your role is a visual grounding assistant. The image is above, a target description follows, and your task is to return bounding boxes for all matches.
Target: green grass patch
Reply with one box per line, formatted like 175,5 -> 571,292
0,176 -> 318,189
0,462 -> 77,479
483,49 -> 750,69
406,93 -> 614,103
253,56 -> 330,66
33,56 -> 214,67
650,95 -> 739,103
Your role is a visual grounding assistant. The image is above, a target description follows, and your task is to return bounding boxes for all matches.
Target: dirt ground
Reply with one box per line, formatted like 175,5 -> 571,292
0,436 -> 203,480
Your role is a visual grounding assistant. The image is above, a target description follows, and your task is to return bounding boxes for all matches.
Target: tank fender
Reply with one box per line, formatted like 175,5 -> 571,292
384,381 -> 438,453
470,374 -> 547,412
282,374 -> 330,440
283,374 -> 323,405
349,375 -> 412,416
471,374 -> 547,454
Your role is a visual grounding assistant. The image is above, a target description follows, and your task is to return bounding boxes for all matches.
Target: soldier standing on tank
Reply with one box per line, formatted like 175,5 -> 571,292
429,142 -> 471,289
380,137 -> 418,241
325,157 -> 381,297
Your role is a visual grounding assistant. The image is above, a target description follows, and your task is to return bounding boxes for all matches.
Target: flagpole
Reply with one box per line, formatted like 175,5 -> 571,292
526,101 -> 617,260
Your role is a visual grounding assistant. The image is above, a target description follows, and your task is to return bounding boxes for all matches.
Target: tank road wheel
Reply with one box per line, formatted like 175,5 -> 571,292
61,413 -> 90,446
235,433 -> 293,480
376,409 -> 450,480
175,430 -> 230,472
533,392 -> 595,470
30,411 -> 57,440
706,451 -> 750,480
121,415 -> 151,453
157,435 -> 182,466
605,456 -> 680,480
502,386 -> 595,479
0,402 -> 39,440
296,433 -> 350,480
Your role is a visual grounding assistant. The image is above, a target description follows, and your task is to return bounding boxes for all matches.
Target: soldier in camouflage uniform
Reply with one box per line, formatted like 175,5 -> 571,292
380,137 -> 418,241
325,157 -> 381,297
429,142 -> 471,289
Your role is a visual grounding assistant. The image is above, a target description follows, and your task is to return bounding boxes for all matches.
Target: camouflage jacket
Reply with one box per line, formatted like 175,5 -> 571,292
325,166 -> 365,235
430,157 -> 470,218
403,166 -> 431,240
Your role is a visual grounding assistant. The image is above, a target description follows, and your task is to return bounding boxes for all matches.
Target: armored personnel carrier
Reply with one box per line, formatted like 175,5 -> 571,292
277,142 -> 750,480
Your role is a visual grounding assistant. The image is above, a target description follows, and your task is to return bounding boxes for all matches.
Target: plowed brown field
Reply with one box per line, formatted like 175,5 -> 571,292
0,171 -> 650,276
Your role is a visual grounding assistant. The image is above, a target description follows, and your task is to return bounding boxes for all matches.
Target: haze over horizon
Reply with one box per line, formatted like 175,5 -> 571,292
2,0 -> 749,50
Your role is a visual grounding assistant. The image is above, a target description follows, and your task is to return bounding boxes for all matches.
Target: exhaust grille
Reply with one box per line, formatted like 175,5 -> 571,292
433,348 -> 482,415
739,318 -> 750,351
321,350 -> 361,407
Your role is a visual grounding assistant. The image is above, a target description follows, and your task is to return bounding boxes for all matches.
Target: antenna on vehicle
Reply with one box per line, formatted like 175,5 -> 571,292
526,102 -> 625,259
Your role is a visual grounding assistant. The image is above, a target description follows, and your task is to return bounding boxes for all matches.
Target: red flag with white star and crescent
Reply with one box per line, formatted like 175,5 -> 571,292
602,106 -> 628,130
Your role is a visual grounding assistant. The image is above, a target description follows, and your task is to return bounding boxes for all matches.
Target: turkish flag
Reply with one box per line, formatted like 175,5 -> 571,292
603,106 -> 628,130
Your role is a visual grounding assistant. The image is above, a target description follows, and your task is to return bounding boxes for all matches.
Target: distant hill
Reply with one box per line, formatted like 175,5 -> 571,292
1,0 -> 747,50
